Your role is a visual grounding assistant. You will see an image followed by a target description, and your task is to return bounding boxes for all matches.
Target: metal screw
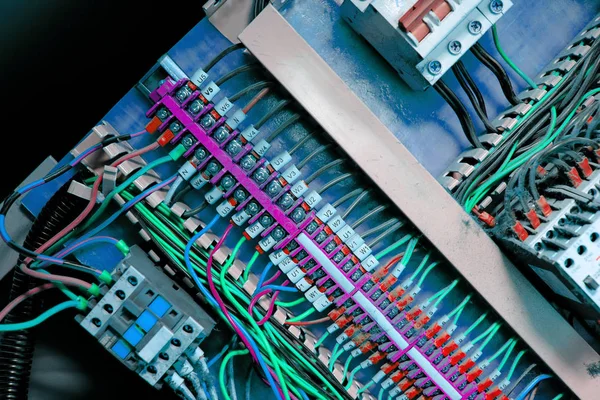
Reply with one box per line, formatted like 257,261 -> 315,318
157,108 -> 169,120
427,60 -> 442,75
147,365 -> 157,374
221,175 -> 235,190
171,338 -> 181,347
91,318 -> 102,327
195,147 -> 208,160
183,325 -> 193,334
127,276 -> 138,286
489,0 -> 504,14
182,135 -> 195,149
468,20 -> 483,35
159,352 -> 169,360
103,304 -> 114,314
246,202 -> 259,215
448,40 -> 462,55
234,189 -> 247,203
116,290 -> 126,300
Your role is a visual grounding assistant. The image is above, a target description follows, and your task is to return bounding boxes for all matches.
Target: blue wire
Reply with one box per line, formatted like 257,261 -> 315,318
35,236 -> 120,269
183,216 -> 283,400
515,374 -> 553,400
259,285 -> 298,294
17,179 -> 45,195
207,339 -> 233,368
257,261 -> 274,289
298,389 -> 309,400
77,174 -> 177,242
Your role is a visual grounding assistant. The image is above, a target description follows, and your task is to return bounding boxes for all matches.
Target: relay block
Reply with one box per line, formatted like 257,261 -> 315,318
341,0 -> 513,90
76,246 -> 215,387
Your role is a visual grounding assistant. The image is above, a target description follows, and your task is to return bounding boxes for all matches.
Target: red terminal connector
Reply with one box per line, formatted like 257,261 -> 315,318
578,157 -> 593,177
472,207 -> 496,228
158,130 -> 175,147
343,324 -> 361,338
406,308 -> 423,321
396,294 -> 415,312
449,350 -> 466,365
146,116 -> 163,134
477,378 -> 493,393
466,368 -> 483,382
352,333 -> 369,346
379,275 -> 398,292
404,387 -> 420,400
485,387 -> 503,400
536,196 -> 552,217
399,378 -> 414,392
425,323 -> 442,339
328,307 -> 345,321
567,167 -> 583,187
359,341 -> 377,354
525,209 -> 541,229
390,370 -> 406,383
335,315 -> 353,329
458,358 -> 475,374
387,286 -> 406,302
433,332 -> 451,348
536,165 -> 547,177
512,222 -> 529,241
413,313 -> 431,330
441,341 -> 458,356
369,351 -> 386,364
381,362 -> 399,375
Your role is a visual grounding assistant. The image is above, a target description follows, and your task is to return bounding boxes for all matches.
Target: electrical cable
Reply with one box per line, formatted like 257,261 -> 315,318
514,374 -> 553,400
342,189 -> 371,219
318,172 -> 353,195
471,43 -> 520,105
288,132 -> 314,155
491,25 -> 538,89
0,300 -> 81,332
453,62 -> 498,133
297,144 -> 332,169
182,200 -> 208,219
332,188 -> 363,208
305,159 -> 344,184
215,64 -> 262,86
255,99 -> 292,129
350,204 -> 388,229
243,87 -> 271,114
204,43 -> 246,72
265,114 -> 301,142
230,81 -> 273,103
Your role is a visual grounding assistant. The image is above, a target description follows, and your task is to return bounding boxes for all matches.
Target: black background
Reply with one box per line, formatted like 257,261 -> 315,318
0,0 -> 207,196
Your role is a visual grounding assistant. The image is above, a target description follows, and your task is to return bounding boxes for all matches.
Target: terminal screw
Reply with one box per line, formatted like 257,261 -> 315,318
183,325 -> 194,333
468,20 -> 483,35
490,0 -> 504,14
427,60 -> 442,75
448,40 -> 462,55
127,276 -> 138,286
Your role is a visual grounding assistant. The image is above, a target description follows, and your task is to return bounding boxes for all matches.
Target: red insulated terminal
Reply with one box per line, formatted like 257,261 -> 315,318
425,323 -> 441,339
467,368 -> 483,382
449,350 -> 466,365
405,387 -> 420,399
369,351 -> 386,364
567,167 -> 583,187
380,275 -> 398,292
525,209 -> 541,229
413,313 -> 431,330
595,148 -> 600,162
406,308 -> 423,321
498,396 -> 509,400
372,266 -> 391,282
477,378 -> 493,392
381,362 -> 399,375
434,332 -> 451,348
396,294 -> 415,311
388,286 -> 406,302
578,157 -> 593,177
485,387 -> 503,400
472,207 -> 496,228
352,333 -> 368,346
390,370 -> 406,383
343,324 -> 360,338
512,222 -> 529,241
399,378 -> 415,392
536,165 -> 547,177
359,341 -> 377,354
536,196 -> 552,217
146,116 -> 163,134
458,358 -> 475,374
328,307 -> 345,321
441,341 -> 458,356
335,315 -> 352,329
158,130 -> 175,146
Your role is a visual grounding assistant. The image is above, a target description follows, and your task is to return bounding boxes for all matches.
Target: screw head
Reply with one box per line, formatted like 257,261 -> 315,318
159,352 -> 169,360
181,135 -> 195,149
147,365 -> 157,374
127,276 -> 138,286
468,20 -> 483,35
448,40 -> 462,55
171,338 -> 181,347
183,325 -> 193,333
427,60 -> 442,75
103,304 -> 114,314
489,0 -> 504,14
116,290 -> 126,300
91,318 -> 102,327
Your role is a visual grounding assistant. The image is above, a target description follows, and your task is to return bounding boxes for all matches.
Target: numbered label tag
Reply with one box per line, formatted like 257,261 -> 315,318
245,221 -> 265,239
226,109 -> 246,130
361,255 -> 379,272
337,225 -> 355,243
269,250 -> 286,265
232,210 -> 251,226
191,68 -> 208,86
279,257 -> 296,273
253,139 -> 270,157
190,173 -> 208,190
296,278 -> 312,292
216,200 -> 234,217
290,181 -> 308,198
204,187 -> 223,204
314,295 -> 332,312
259,235 -> 277,252
241,125 -> 259,141
304,190 -> 322,209
270,151 -> 291,172
347,234 -> 365,251
282,165 -> 301,184
305,286 -> 323,302
327,215 -> 345,233
316,204 -> 336,223
201,81 -> 220,101
354,243 -> 372,261
215,98 -> 233,116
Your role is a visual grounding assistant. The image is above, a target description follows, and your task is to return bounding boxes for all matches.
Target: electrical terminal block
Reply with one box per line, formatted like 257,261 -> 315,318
76,246 -> 215,387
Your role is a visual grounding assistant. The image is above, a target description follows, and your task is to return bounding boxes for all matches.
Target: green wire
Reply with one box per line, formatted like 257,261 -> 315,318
552,394 -> 564,400
416,261 -> 440,287
409,252 -> 431,280
448,294 -> 472,324
498,339 -> 518,371
342,354 -> 354,382
356,380 -> 374,395
315,332 -> 329,348
287,308 -> 316,323
433,280 -> 459,308
219,349 -> 249,400
478,323 -> 502,349
488,338 -> 515,364
400,237 -> 419,266
243,251 -> 260,283
374,233 -> 412,260
0,300 -> 78,331
506,350 -> 527,381
276,297 -> 305,308
344,365 -> 362,390
463,316 -> 491,340
491,25 -> 538,89
329,342 -> 341,371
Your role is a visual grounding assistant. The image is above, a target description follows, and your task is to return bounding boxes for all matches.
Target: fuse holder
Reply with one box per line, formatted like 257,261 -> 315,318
512,222 -> 529,241
146,116 -> 163,134
578,157 -> 593,177
525,209 -> 541,229
567,167 -> 583,187
536,196 -> 552,217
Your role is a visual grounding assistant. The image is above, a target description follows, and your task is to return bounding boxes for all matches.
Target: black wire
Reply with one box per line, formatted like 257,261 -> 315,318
215,64 -> 261,86
304,159 -> 344,184
434,80 -> 483,148
332,188 -> 363,208
455,61 -> 488,116
288,132 -> 314,155
471,43 -> 520,105
204,43 -> 246,72
182,201 -> 208,219
351,204 -> 388,229
265,114 -> 301,142
342,189 -> 371,219
255,99 -> 291,129
452,62 -> 498,133
229,81 -> 273,103
297,144 -> 332,169
318,172 -> 354,195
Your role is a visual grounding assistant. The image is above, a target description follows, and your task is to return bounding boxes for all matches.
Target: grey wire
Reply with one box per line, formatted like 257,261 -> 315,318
230,81 -> 273,102
288,132 -> 314,155
360,218 -> 400,238
305,159 -> 344,184
342,189 -> 371,219
187,372 -> 209,400
215,64 -> 261,86
265,113 -> 301,142
198,357 -> 220,400
367,221 -> 404,248
227,355 -> 238,400
351,204 -> 388,229
297,144 -> 332,169
506,364 -> 538,396
332,188 -> 364,208
255,99 -> 291,129
245,368 -> 254,400
182,201 -> 208,219
318,172 -> 354,195
177,384 -> 197,400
